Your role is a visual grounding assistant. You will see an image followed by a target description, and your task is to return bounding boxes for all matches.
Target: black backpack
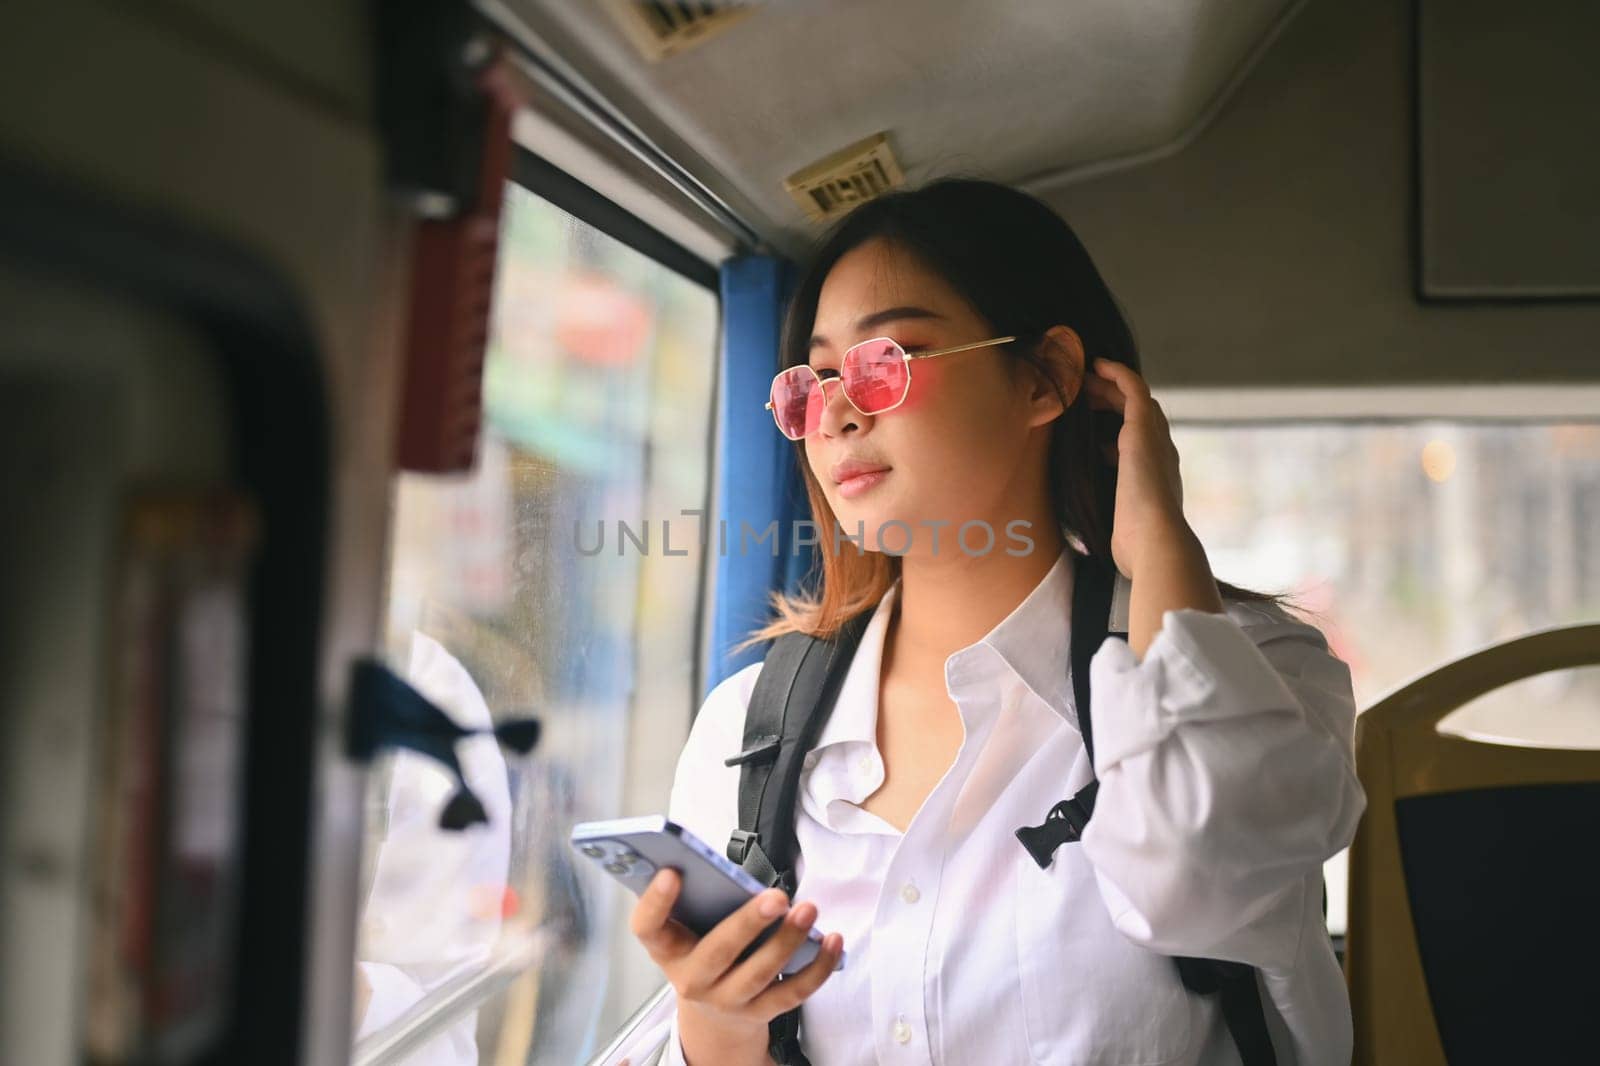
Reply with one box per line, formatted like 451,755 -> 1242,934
721,548 -> 1279,1066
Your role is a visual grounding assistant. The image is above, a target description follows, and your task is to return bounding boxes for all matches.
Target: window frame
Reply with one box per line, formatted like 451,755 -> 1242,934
511,147 -> 720,292
354,154 -> 726,1064
1166,408 -> 1600,942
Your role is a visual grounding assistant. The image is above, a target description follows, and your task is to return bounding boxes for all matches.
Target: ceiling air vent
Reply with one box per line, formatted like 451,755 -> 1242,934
783,132 -> 906,224
601,1 -> 756,62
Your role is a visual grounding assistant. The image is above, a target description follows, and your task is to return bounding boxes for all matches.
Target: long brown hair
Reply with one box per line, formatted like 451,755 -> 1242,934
734,178 -> 1299,653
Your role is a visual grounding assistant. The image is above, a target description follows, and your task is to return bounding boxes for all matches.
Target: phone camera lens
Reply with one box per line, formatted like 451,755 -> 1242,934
615,849 -> 640,865
603,861 -> 629,875
580,844 -> 606,858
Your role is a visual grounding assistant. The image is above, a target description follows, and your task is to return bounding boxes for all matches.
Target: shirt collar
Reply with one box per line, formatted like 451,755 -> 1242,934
809,541 -> 1093,752
978,541 -> 1077,720
807,582 -> 897,753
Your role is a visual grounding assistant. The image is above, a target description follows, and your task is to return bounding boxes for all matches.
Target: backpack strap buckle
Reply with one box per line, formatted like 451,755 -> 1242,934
727,829 -> 788,890
727,828 -> 761,866
1013,780 -> 1100,869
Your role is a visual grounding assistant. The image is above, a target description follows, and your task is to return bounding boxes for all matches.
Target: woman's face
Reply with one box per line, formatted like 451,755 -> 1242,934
804,238 -> 1072,558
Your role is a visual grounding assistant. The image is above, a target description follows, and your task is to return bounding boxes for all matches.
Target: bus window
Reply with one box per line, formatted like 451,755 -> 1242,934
352,179 -> 718,1064
1172,419 -> 1600,934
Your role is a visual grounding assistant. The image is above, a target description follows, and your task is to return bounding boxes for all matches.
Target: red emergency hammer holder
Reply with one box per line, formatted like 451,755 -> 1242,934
395,52 -> 523,474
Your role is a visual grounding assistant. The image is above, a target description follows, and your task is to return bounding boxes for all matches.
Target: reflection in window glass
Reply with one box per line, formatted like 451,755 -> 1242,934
353,183 -> 718,1064
1173,421 -> 1600,934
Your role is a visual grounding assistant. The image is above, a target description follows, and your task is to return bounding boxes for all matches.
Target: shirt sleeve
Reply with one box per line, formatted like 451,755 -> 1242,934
661,1009 -> 689,1066
667,660 -> 764,867
1078,602 -> 1367,971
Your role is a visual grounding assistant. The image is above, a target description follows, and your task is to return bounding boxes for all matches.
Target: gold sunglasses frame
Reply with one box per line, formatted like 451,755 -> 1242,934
764,334 -> 1018,440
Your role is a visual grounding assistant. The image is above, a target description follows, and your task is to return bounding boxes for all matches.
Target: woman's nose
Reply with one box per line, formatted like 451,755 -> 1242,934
817,377 -> 866,437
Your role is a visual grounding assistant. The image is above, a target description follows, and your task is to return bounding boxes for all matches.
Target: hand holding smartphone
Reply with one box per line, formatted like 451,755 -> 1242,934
570,814 -> 844,976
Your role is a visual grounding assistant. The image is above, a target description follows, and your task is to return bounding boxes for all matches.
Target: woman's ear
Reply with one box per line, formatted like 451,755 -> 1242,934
1031,325 -> 1086,412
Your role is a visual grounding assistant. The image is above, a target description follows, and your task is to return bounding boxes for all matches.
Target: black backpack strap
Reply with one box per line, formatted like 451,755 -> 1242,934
1013,548 -> 1123,867
1219,966 -> 1279,1066
723,609 -> 875,1066
722,629 -> 812,890
724,610 -> 873,886
767,1008 -> 808,1066
1070,547 -> 1121,770
1017,547 -> 1279,1066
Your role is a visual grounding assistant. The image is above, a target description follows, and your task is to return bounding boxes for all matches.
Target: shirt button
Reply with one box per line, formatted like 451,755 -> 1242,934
893,1016 -> 912,1044
857,755 -> 872,773
900,883 -> 920,904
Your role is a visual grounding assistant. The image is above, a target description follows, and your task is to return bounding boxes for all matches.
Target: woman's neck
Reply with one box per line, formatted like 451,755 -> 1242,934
884,522 -> 1067,682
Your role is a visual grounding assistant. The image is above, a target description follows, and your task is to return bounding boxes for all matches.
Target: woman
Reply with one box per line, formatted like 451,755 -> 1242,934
630,178 -> 1365,1065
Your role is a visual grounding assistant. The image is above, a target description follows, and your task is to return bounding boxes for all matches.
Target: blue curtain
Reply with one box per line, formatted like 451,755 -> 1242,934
702,255 -> 817,699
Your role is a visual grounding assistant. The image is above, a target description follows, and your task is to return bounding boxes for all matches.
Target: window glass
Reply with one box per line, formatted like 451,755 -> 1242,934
1172,421 -> 1600,934
353,182 -> 718,1064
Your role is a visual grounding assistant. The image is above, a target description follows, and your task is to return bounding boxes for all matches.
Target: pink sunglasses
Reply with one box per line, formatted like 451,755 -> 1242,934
766,333 -> 1017,440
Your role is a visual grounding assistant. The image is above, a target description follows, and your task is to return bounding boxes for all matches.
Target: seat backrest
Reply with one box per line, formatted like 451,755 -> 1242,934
1345,622 -> 1600,1066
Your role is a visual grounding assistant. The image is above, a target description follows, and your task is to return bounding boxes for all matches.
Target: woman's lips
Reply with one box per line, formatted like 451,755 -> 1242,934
837,469 -> 890,499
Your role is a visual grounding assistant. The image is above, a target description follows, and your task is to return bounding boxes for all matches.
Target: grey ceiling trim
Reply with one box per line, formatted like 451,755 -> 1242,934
473,0 -> 769,254
511,109 -> 738,266
1019,0 -> 1310,194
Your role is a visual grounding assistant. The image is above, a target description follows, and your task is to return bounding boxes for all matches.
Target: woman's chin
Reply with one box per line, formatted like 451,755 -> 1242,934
830,503 -> 912,551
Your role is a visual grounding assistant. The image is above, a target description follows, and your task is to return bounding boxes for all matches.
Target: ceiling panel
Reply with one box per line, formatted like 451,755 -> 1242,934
503,0 -> 1303,255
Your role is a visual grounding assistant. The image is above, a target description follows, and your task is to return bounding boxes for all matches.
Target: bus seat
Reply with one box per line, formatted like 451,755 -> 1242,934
1346,622 -> 1600,1066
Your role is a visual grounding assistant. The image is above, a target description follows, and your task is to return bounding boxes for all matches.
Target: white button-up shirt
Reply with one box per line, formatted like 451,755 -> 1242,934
663,544 -> 1365,1065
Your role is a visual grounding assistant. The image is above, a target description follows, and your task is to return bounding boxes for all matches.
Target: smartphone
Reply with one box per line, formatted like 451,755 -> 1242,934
570,814 -> 843,976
